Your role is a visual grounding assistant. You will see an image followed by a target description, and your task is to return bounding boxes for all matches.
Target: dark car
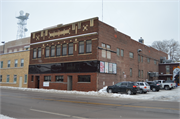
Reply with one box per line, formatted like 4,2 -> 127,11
107,81 -> 138,95
146,81 -> 160,92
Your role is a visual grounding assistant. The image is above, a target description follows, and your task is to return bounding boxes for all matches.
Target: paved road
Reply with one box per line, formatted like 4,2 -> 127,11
1,88 -> 179,119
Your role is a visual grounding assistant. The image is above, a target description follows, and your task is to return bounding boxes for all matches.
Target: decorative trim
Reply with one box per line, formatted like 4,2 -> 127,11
78,53 -> 92,56
30,32 -> 98,46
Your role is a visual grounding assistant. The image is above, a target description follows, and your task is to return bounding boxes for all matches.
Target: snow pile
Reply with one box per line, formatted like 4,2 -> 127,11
0,86 -> 180,102
0,114 -> 15,119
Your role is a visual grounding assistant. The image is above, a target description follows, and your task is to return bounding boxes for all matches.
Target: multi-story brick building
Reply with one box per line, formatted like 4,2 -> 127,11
0,37 -> 30,87
28,17 -> 167,91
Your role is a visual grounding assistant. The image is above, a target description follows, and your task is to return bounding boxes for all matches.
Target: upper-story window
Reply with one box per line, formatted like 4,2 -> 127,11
121,49 -> 124,57
0,61 -> 3,68
45,47 -> 49,57
68,43 -> 73,55
166,65 -> 170,74
7,60 -> 11,68
86,40 -> 92,53
21,59 -> 24,67
138,55 -> 140,62
38,48 -> 41,58
154,60 -> 157,65
33,48 -> 37,59
51,46 -> 55,57
56,45 -> 61,56
62,44 -> 67,56
79,41 -> 84,54
6,75 -> 10,82
130,68 -> 132,77
147,58 -> 150,63
107,45 -> 111,49
141,56 -> 143,63
102,43 -> 105,48
117,48 -> 120,56
14,59 -> 18,67
129,52 -> 134,58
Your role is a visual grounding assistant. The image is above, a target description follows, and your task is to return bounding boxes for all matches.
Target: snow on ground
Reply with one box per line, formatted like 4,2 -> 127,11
0,86 -> 180,102
0,114 -> 15,119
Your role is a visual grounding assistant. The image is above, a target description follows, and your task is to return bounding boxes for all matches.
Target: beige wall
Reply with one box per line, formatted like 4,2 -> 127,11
0,50 -> 29,87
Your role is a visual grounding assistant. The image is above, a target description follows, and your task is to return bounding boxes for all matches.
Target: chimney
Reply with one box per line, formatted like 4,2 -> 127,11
139,37 -> 144,44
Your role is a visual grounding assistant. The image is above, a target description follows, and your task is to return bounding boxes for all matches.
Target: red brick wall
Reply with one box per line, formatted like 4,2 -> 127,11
28,73 -> 97,91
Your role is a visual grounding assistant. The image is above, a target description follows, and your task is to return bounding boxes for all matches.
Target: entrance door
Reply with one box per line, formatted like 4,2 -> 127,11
67,76 -> 72,91
35,76 -> 40,89
19,77 -> 22,88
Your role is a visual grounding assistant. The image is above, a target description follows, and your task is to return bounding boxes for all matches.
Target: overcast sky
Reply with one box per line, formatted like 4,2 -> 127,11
0,0 -> 179,46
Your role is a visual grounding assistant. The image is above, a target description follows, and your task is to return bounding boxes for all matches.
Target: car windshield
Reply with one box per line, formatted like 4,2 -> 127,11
165,80 -> 174,83
145,82 -> 149,86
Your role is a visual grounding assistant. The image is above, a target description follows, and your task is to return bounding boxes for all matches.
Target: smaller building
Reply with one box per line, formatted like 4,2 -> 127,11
0,37 -> 30,87
159,59 -> 180,85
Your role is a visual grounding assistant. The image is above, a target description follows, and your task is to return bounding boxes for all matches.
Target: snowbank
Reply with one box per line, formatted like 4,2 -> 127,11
0,114 -> 15,119
0,86 -> 180,102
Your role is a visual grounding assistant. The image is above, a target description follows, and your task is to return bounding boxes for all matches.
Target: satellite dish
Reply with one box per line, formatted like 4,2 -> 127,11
20,10 -> 24,16
24,28 -> 28,32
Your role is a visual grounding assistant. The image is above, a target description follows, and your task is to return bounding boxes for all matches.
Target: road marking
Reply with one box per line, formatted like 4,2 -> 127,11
30,109 -> 70,117
30,109 -> 87,119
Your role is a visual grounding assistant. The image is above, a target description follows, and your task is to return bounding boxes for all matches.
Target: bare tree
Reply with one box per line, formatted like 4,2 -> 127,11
151,39 -> 180,61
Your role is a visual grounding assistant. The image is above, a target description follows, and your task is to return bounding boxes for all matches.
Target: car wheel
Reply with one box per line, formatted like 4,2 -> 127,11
139,89 -> 143,94
165,86 -> 169,90
152,88 -> 156,92
126,89 -> 132,95
144,92 -> 147,94
156,90 -> 159,91
108,89 -> 113,93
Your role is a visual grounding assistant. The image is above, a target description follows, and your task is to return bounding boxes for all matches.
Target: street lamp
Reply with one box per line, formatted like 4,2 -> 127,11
137,49 -> 142,81
1,41 -> 5,54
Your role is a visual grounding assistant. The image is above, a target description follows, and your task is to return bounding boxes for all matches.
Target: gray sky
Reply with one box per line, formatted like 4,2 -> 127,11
0,0 -> 179,46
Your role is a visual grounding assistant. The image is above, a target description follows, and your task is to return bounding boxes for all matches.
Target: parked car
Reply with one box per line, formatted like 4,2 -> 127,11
135,82 -> 150,94
156,80 -> 176,90
146,81 -> 160,92
107,81 -> 138,95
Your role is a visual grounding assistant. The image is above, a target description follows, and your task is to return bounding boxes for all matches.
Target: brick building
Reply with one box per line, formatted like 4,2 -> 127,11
0,37 -> 30,87
28,17 -> 167,91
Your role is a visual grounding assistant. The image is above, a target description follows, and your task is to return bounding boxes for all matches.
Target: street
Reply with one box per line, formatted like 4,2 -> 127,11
1,88 -> 179,119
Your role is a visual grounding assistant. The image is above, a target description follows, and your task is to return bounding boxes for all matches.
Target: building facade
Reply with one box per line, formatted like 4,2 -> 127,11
28,17 -> 167,91
0,38 -> 30,87
159,62 -> 180,85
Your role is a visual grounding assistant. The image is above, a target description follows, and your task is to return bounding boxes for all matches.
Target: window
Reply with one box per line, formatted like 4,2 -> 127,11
21,59 -> 24,67
147,58 -> 150,63
0,75 -> 2,82
38,48 -> 41,58
121,49 -> 124,57
78,75 -> 91,82
141,56 -> 143,63
102,50 -> 106,58
55,76 -> 63,82
154,60 -> 157,65
141,70 -> 143,78
107,51 -> 111,59
121,82 -> 128,86
14,75 -> 17,83
44,76 -> 51,82
79,41 -> 84,54
102,43 -> 105,48
45,47 -> 49,57
33,48 -> 37,59
7,75 -> 9,82
138,70 -> 141,78
117,48 -> 120,56
24,75 -> 27,83
62,44 -> 67,56
138,55 -> 140,62
26,48 -> 29,50
31,76 -> 34,82
86,40 -> 92,53
78,22 -> 81,29
51,46 -> 55,57
7,60 -> 11,68
129,52 -> 134,58
167,77 -> 171,81
56,45 -> 61,56
68,43 -> 73,55
107,45 -> 111,49
130,68 -> 132,77
0,61 -> 3,68
14,59 -> 18,67
166,65 -> 170,74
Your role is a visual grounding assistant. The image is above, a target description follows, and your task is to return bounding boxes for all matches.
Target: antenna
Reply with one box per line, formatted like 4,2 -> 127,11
102,0 -> 103,21
16,10 -> 30,39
